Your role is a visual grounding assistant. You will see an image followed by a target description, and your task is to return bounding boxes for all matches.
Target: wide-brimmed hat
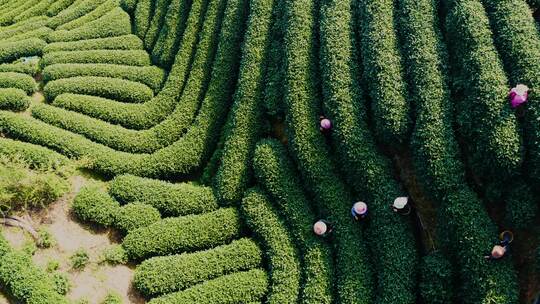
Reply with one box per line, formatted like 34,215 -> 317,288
393,197 -> 408,209
353,201 -> 367,214
313,221 -> 327,235
320,118 -> 332,130
491,245 -> 506,258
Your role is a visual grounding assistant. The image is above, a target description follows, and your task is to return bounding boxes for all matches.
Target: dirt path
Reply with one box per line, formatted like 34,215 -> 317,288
1,175 -> 146,304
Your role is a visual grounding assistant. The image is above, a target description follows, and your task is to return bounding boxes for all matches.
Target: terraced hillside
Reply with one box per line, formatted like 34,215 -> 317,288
0,0 -> 538,303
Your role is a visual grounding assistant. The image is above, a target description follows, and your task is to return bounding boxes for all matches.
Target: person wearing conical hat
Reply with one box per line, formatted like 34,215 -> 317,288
509,84 -> 529,108
351,201 -> 368,221
392,196 -> 411,215
313,219 -> 333,238
319,116 -> 332,135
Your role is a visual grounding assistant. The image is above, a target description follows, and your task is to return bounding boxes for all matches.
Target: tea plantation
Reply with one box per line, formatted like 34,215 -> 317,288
0,0 -> 538,303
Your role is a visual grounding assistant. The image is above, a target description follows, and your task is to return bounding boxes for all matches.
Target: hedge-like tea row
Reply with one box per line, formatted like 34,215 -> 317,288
12,0 -> 56,23
46,0 -> 77,17
109,174 -> 218,217
241,189 -> 301,304
134,238 -> 262,296
320,0 -> 418,302
419,252 -> 453,304
0,38 -> 45,63
35,0 -> 242,154
0,72 -> 36,94
152,0 -> 193,67
148,269 -> 268,304
73,185 -> 161,232
356,0 -> 410,146
0,0 -> 245,178
408,0 -> 519,302
479,0 -> 540,189
281,0 -> 373,302
134,0 -> 153,40
262,0 -> 284,116
0,0 -> 41,25
446,0 -> 522,180
44,35 -> 144,53
46,0 -> 207,130
0,235 -> 68,304
47,0 -> 108,29
122,207 -> 243,260
57,0 -> 119,31
144,0 -> 172,50
0,137 -> 68,169
0,16 -> 47,39
215,0 -> 273,204
41,50 -> 151,67
43,64 -> 165,92
253,139 -> 334,304
120,0 -> 137,12
0,88 -> 30,111
42,76 -> 153,103
48,7 -> 131,42
0,61 -> 39,75
503,179 -> 537,229
2,27 -> 52,43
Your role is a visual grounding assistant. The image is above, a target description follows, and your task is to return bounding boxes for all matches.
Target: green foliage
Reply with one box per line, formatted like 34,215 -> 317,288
122,207 -> 243,260
215,0 -> 273,204
0,16 -> 48,40
57,0 -> 119,31
503,180 -> 537,229
356,0 -> 410,146
152,0 -> 193,67
133,238 -> 262,296
41,50 -> 151,67
22,240 -> 37,256
13,0 -> 57,22
99,245 -> 128,265
419,252 -> 454,304
0,88 -> 31,111
120,0 -> 138,12
0,0 -> 41,25
47,0 -> 108,29
70,248 -> 89,270
37,229 -> 55,248
280,0 -> 373,301
262,0 -> 284,116
1,27 -> 52,43
109,174 -> 218,217
147,269 -> 268,304
0,38 -> 45,63
0,138 -> 68,170
447,0 -> 522,181
0,60 -> 40,75
46,260 -> 60,272
0,72 -> 36,94
114,203 -> 161,233
42,76 -> 153,103
0,157 -> 69,214
46,0 -> 77,17
48,7 -> 131,42
43,64 -> 165,92
51,272 -> 71,295
43,35 -> 144,53
101,292 -> 122,304
134,0 -> 153,39
144,0 -> 172,50
72,184 -> 119,227
241,189 -> 300,303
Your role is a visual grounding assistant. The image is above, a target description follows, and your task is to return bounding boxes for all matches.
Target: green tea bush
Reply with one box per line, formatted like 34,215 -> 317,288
133,238 -> 262,296
134,0 -> 153,39
241,189 -> 301,304
0,16 -> 48,39
43,35 -> 144,53
43,64 -> 164,92
46,0 -> 77,17
13,0 -> 56,22
42,76 -> 153,103
122,207 -> 243,260
0,138 -> 68,169
0,72 -> 36,94
70,248 -> 89,270
114,203 -> 161,233
321,0 -> 418,301
281,0 -> 374,301
262,0 -> 284,116
0,61 -> 40,75
109,174 -> 218,216
144,0 -> 172,50
41,50 -> 151,67
100,245 -> 128,265
253,139 -> 334,304
57,0 -> 119,31
479,0 -> 540,189
2,27 -> 52,43
147,269 -> 268,304
419,252 -> 454,304
152,0 -> 193,67
120,0 -> 138,12
0,0 -> 41,25
447,0 -> 522,180
48,7 -> 131,42
0,238 -> 68,304
503,180 -> 537,229
37,229 -> 55,248
356,0 -> 410,146
51,272 -> 71,295
0,88 -> 31,111
72,184 -> 119,227
101,292 -> 122,304
0,38 -> 45,63
47,0 -> 108,29
214,0 -> 273,204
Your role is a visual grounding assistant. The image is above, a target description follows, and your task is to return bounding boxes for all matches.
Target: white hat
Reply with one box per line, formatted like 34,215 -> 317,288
313,221 -> 327,235
393,197 -> 408,209
515,84 -> 529,95
353,202 -> 367,215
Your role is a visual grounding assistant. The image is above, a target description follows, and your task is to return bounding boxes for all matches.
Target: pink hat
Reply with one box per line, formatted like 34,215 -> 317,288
313,221 -> 327,235
353,202 -> 367,215
509,84 -> 529,108
320,118 -> 332,130
491,245 -> 506,259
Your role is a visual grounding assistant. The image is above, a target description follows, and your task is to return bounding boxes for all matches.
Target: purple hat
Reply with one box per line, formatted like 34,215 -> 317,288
509,84 -> 529,108
320,118 -> 332,130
